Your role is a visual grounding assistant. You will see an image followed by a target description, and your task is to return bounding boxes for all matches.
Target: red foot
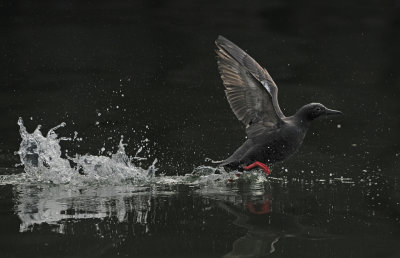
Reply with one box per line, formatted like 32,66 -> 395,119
243,161 -> 271,175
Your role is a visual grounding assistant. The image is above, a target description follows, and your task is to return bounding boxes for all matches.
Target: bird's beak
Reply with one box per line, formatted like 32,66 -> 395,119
325,108 -> 343,116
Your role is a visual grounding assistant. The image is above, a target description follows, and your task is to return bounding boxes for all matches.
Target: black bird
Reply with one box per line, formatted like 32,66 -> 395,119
215,36 -> 342,175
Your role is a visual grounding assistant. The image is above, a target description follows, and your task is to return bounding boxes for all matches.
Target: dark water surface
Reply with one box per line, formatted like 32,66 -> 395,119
1,0 -> 400,257
1,172 -> 399,258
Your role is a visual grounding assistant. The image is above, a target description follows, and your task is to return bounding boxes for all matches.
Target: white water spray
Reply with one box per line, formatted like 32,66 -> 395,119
16,118 -> 157,184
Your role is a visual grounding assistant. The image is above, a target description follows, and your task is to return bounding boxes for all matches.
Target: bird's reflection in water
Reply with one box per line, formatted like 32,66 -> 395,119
216,181 -> 337,258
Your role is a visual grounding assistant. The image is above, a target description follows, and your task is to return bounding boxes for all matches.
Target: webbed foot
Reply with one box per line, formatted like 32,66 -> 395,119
243,161 -> 271,176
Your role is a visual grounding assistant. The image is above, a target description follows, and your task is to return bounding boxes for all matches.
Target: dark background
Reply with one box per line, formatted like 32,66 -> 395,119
1,0 -> 399,177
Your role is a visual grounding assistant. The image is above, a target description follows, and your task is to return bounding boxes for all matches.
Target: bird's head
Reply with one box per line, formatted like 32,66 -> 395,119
297,103 -> 342,122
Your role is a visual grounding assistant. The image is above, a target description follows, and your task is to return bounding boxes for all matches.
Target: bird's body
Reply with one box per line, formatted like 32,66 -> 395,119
220,117 -> 308,169
215,36 -> 341,173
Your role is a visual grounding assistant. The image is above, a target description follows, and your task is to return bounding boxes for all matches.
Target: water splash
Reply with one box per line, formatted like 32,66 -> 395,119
16,118 -> 157,185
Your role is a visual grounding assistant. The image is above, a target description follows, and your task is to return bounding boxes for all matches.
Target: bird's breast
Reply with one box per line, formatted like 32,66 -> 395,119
281,126 -> 307,151
267,125 -> 307,161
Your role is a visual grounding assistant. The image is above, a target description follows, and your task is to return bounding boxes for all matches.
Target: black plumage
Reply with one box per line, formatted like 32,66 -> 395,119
215,36 -> 342,172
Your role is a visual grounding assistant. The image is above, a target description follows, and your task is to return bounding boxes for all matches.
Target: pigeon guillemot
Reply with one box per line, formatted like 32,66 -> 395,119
215,36 -> 342,175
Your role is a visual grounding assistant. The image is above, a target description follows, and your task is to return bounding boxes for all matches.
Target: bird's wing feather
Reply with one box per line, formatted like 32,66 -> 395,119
215,36 -> 284,137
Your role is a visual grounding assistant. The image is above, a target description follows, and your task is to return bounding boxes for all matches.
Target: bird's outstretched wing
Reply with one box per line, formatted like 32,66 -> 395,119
215,35 -> 285,137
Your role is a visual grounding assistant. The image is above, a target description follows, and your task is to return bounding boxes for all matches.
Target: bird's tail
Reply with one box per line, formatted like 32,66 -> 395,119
205,157 -> 236,169
205,157 -> 225,164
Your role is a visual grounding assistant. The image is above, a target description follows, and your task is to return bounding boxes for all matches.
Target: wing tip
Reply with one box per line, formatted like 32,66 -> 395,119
215,35 -> 232,48
215,35 -> 225,43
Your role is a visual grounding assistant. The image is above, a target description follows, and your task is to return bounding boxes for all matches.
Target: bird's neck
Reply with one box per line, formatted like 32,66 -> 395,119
292,111 -> 312,129
283,115 -> 311,134
293,105 -> 314,125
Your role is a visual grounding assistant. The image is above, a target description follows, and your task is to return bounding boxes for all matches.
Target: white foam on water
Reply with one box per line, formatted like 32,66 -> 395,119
16,117 -> 158,185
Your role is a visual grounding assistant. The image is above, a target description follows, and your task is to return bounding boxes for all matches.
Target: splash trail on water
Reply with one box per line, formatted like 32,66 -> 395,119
16,117 -> 159,185
11,118 -> 262,186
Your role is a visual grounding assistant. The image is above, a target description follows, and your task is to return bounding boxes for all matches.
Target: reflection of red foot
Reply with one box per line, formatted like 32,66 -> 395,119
247,199 -> 271,214
227,173 -> 242,183
243,161 -> 271,176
